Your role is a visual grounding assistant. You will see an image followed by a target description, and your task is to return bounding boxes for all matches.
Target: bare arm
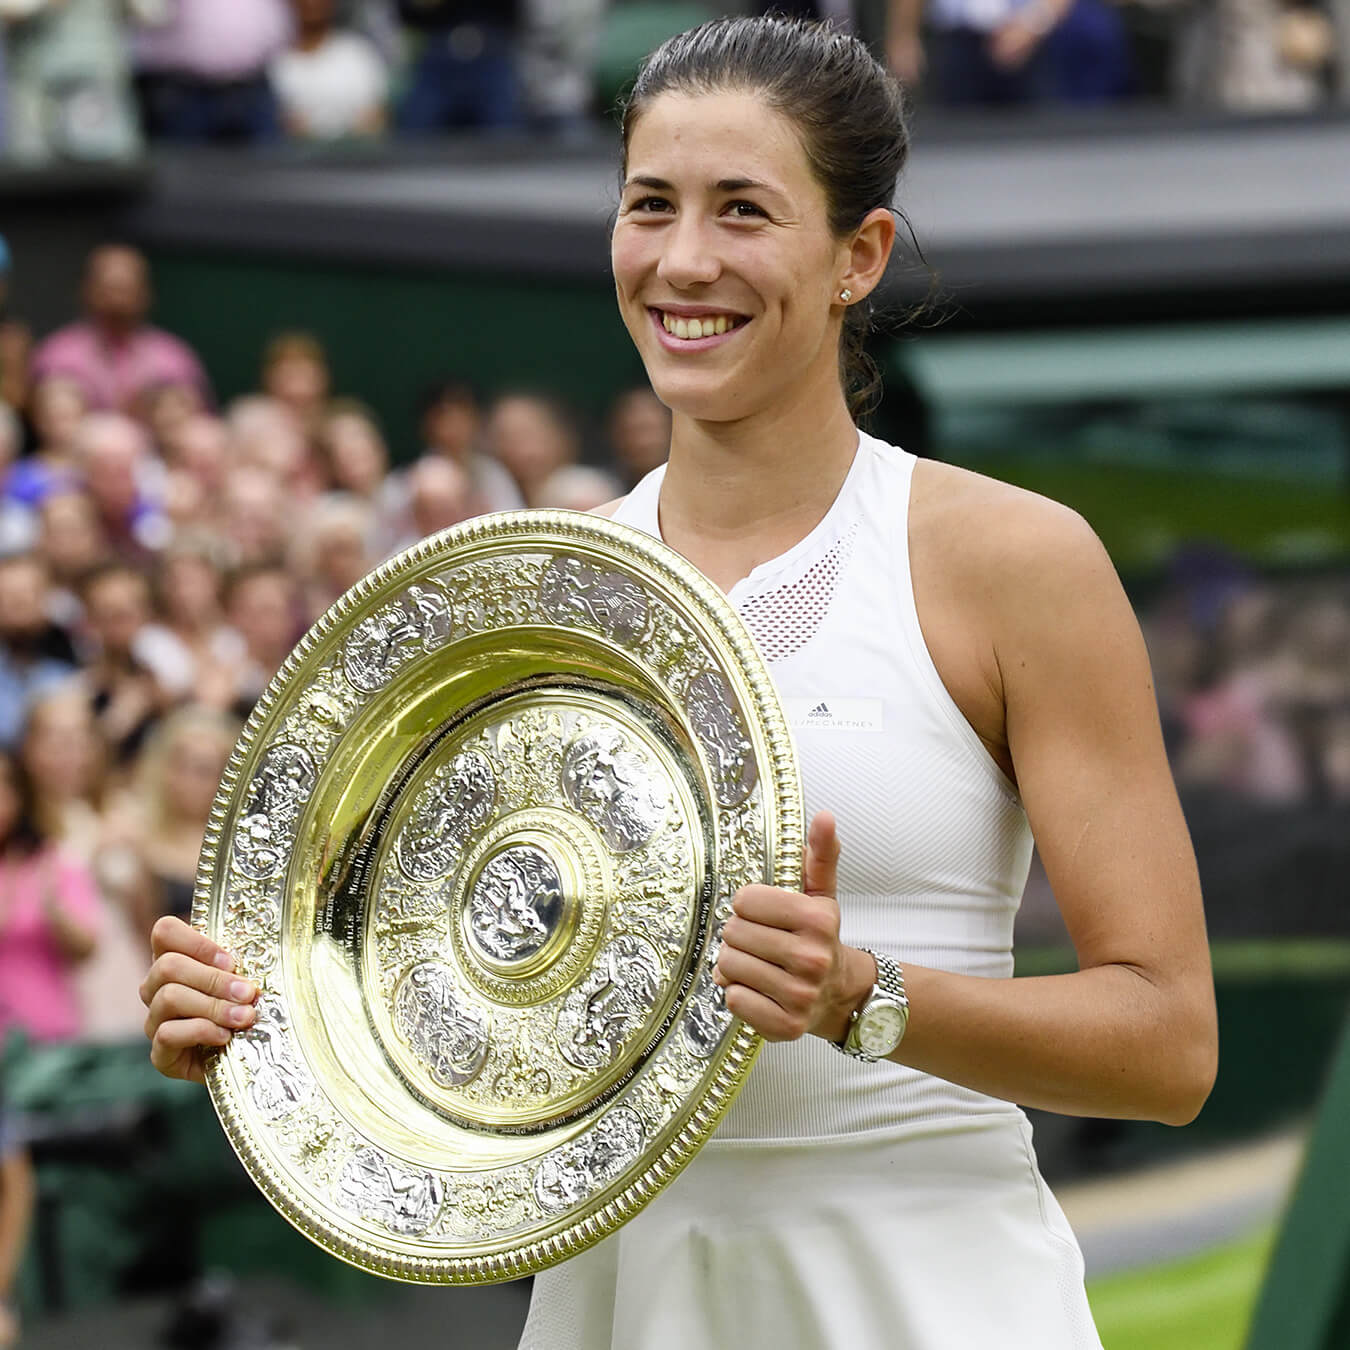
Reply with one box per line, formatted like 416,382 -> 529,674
718,492 -> 1216,1126
0,1146 -> 34,1303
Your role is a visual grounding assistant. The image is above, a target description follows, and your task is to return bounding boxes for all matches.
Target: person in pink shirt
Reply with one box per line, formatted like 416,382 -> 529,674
131,0 -> 292,143
0,746 -> 100,1045
30,245 -> 211,416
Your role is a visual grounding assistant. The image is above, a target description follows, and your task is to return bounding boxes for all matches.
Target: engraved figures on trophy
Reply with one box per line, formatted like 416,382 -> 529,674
467,845 -> 565,964
336,1147 -> 444,1237
561,730 -> 667,853
232,744 -> 318,881
556,935 -> 664,1071
393,962 -> 491,1088
539,555 -> 651,645
396,750 -> 496,883
233,995 -> 314,1121
533,1105 -> 645,1215
683,670 -> 757,808
342,584 -> 452,693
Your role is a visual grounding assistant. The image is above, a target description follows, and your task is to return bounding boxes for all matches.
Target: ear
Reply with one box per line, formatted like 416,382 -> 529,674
837,206 -> 896,304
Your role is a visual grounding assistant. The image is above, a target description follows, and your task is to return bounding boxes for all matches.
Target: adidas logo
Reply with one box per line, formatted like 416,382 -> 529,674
807,702 -> 831,719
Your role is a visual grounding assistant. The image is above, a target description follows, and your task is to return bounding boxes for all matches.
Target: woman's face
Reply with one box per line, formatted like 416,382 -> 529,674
162,553 -> 221,624
612,91 -> 848,426
164,726 -> 230,824
23,698 -> 98,801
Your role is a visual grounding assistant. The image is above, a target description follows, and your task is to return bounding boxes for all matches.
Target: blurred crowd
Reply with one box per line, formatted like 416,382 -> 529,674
0,238 -> 668,1070
1148,548 -> 1350,806
0,0 -> 1347,164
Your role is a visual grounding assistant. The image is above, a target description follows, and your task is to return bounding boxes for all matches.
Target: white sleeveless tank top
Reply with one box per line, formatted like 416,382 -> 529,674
613,432 -> 1035,1140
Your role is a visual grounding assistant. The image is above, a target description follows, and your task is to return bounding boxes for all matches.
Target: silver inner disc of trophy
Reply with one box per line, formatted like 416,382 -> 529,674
467,844 -> 567,965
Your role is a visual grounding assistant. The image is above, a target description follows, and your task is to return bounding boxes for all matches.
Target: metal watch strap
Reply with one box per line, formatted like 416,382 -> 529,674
868,949 -> 908,1009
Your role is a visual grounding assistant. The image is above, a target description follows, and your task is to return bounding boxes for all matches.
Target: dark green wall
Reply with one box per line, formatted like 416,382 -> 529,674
149,252 -> 648,459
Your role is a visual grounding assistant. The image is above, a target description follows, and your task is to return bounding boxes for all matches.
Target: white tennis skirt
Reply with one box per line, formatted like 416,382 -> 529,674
518,1110 -> 1103,1350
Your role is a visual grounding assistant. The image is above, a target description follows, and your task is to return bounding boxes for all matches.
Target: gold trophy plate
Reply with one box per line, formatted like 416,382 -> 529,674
194,511 -> 803,1283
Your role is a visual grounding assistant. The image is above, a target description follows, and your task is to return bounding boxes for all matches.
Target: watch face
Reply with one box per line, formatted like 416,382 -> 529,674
858,1002 -> 906,1057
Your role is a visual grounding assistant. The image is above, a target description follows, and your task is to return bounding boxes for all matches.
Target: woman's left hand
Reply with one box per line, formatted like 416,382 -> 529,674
713,811 -> 875,1044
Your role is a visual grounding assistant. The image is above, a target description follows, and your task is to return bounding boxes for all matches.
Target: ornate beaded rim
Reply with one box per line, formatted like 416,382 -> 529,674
194,510 -> 804,1283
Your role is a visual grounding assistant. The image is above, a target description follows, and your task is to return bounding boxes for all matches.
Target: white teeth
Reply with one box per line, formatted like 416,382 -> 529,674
660,311 -> 740,339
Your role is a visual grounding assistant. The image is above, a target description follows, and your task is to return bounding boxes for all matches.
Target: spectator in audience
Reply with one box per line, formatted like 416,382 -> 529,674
141,378 -> 205,459
518,0 -> 604,132
36,490 -> 110,626
291,492 -> 374,622
271,0 -> 389,140
5,376 -> 87,511
154,538 -> 245,708
30,245 -> 211,414
0,1097 -> 34,1350
118,704 -> 236,935
0,237 -> 31,416
0,745 -> 100,1044
606,385 -> 670,487
2,0 -> 145,163
396,0 -> 524,132
221,464 -> 290,567
887,0 -> 1076,101
165,412 -> 230,500
72,412 -> 170,563
20,685 -> 107,864
76,562 -> 171,771
485,391 -> 581,507
131,0 -> 291,143
534,463 -> 624,512
223,562 -> 302,714
0,552 -> 77,750
259,332 -> 331,452
418,379 -> 523,511
389,455 -> 474,554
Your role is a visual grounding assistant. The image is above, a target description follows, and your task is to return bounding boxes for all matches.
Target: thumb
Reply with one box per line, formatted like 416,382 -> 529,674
803,810 -> 840,898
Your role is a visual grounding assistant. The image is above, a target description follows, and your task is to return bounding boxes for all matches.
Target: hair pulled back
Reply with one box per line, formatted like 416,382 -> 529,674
620,17 -> 910,420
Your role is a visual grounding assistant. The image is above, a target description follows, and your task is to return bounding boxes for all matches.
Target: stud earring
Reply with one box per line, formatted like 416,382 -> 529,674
840,288 -> 853,303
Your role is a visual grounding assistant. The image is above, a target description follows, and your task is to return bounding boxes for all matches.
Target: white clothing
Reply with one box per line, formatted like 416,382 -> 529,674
519,433 -> 1102,1349
269,32 -> 387,140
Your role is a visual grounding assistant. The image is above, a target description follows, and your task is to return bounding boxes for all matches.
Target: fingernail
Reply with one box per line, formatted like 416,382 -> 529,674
228,1004 -> 254,1027
229,979 -> 255,1002
213,952 -> 235,971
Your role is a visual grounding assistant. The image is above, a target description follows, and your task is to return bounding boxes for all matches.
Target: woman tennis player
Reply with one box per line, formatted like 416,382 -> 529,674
142,18 -> 1216,1348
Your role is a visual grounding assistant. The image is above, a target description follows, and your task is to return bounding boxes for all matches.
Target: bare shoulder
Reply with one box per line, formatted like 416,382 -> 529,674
911,458 -> 1108,588
588,498 -> 627,519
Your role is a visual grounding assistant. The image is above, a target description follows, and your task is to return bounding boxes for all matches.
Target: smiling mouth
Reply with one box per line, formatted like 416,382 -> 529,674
652,309 -> 749,340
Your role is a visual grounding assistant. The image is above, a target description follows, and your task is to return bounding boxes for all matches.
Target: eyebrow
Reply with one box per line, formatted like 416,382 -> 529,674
623,175 -> 784,196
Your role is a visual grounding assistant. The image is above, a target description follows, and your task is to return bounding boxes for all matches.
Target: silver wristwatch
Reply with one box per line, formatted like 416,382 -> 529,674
838,949 -> 909,1062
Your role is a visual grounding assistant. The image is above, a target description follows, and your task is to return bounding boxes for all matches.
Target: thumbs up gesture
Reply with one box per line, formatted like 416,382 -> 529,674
713,811 -> 876,1044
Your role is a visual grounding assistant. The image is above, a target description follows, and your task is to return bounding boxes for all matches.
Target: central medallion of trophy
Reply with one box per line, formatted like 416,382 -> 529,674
365,688 -> 708,1131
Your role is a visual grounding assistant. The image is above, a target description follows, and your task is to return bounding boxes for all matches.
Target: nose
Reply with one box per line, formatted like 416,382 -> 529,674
656,214 -> 721,290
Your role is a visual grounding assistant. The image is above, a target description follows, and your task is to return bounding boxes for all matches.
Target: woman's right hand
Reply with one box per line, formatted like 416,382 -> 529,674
140,916 -> 258,1084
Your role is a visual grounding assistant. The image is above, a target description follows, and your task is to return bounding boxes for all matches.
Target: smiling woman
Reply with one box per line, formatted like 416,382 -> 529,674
139,16 -> 1216,1350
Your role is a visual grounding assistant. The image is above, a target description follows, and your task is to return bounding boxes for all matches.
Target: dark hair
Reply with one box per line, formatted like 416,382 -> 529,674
0,746 -> 46,859
620,17 -> 911,420
418,379 -> 481,422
